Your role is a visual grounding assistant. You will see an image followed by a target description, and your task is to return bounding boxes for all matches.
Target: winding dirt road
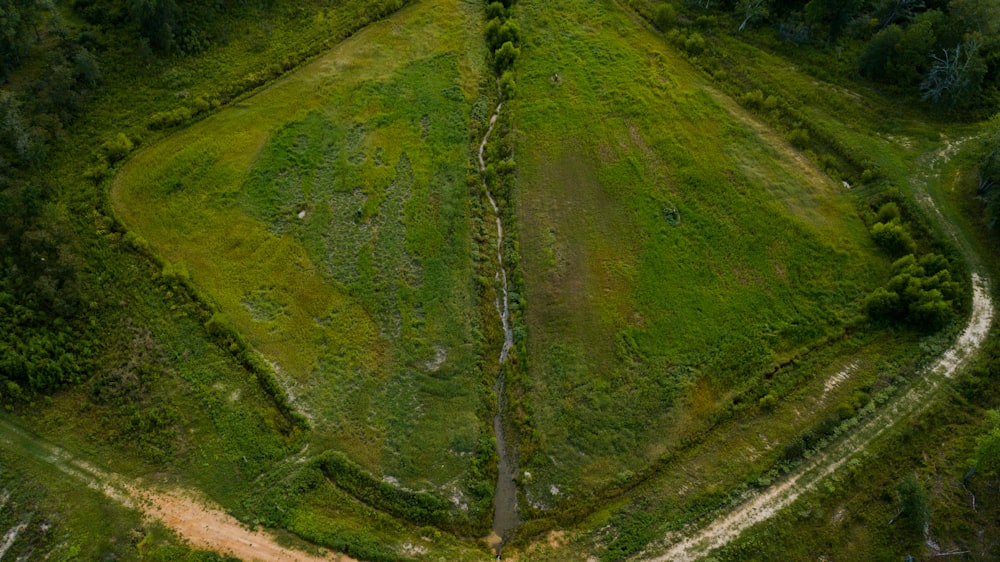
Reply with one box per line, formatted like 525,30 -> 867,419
642,273 -> 992,561
0,419 -> 349,562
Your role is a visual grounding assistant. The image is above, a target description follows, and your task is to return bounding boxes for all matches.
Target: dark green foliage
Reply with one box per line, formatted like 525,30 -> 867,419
974,410 -> 1000,476
0,0 -> 40,79
894,473 -> 929,534
876,201 -> 901,223
803,0 -> 859,39
870,220 -> 917,256
315,451 -> 455,527
859,25 -> 905,82
500,69 -> 516,98
0,179 -> 93,404
131,0 -> 179,52
864,253 -> 959,327
654,3 -> 676,30
971,115 -> 1000,227
684,31 -> 706,54
486,1 -> 507,19
494,40 -> 519,72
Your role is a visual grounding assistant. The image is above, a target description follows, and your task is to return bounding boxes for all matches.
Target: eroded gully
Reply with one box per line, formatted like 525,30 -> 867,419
478,92 -> 519,555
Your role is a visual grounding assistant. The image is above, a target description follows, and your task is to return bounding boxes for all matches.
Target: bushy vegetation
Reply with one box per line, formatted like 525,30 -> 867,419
862,202 -> 962,328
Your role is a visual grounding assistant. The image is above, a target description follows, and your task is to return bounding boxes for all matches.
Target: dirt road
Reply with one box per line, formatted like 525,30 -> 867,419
641,274 -> 992,561
0,419 -> 349,562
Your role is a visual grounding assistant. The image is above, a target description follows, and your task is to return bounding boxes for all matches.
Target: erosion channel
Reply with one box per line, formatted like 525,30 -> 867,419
478,89 -> 519,554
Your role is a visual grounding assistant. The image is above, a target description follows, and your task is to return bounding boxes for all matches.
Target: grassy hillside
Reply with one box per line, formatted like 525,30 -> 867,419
511,0 -> 887,502
114,0 -> 488,492
3,0 -> 997,558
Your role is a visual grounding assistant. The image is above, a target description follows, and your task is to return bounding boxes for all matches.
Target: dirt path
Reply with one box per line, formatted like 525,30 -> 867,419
0,419 -> 348,562
138,489 -> 353,562
641,278 -> 993,561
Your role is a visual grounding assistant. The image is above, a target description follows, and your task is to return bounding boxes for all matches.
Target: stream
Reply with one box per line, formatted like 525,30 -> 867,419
478,92 -> 519,555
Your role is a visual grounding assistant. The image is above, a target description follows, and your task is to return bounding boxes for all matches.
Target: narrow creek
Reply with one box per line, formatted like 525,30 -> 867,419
477,90 -> 519,554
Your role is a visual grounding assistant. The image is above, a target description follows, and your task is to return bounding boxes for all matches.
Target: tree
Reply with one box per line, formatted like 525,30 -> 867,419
859,25 -> 904,81
920,37 -> 987,107
804,0 -> 860,39
494,41 -> 519,73
654,3 -> 677,30
877,0 -> 924,30
893,473 -> 929,534
0,0 -> 42,78
737,0 -> 769,32
130,0 -> 178,52
974,410 -> 1000,476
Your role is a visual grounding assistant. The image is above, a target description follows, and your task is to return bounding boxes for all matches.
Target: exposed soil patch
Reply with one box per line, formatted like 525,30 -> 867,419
139,489 -> 349,562
0,419 -> 344,561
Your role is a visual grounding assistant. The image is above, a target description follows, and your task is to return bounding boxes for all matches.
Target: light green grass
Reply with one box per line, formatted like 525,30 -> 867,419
114,0 -> 486,492
512,0 -> 888,501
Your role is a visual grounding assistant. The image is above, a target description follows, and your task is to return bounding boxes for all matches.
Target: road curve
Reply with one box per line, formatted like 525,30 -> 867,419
642,274 -> 993,561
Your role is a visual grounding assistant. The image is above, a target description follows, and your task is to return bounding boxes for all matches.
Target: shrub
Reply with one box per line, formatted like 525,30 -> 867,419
870,221 -> 917,256
486,2 -> 506,20
864,286 -> 901,317
740,89 -> 765,107
101,132 -> 134,164
161,262 -> 190,285
654,3 -> 677,30
876,201 -> 901,223
148,107 -> 193,130
494,41 -> 520,72
684,32 -> 706,54
759,392 -> 778,411
787,127 -> 810,148
500,71 -> 516,99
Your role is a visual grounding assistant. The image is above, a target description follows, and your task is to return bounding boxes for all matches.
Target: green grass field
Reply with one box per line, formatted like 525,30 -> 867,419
114,0 -> 488,493
511,0 -> 888,502
2,0 -> 992,558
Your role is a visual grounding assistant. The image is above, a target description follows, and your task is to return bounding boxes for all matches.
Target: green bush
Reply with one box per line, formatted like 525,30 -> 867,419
494,41 -> 520,72
101,132 -> 134,164
759,392 -> 778,411
740,89 -> 765,108
315,451 -> 456,527
486,2 -> 507,20
865,253 -> 958,328
870,221 -> 916,256
500,71 -> 517,99
787,127 -> 810,148
654,3 -> 676,30
876,201 -> 901,223
148,107 -> 193,130
684,32 -> 706,54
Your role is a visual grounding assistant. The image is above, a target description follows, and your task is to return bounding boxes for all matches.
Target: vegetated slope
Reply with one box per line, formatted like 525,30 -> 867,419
114,0 -> 486,493
647,273 -> 992,560
512,0 -> 886,504
0,418 -> 341,562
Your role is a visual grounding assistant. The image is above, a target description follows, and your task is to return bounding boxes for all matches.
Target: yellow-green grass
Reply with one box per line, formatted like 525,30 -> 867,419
113,0 -> 486,490
513,0 -> 889,500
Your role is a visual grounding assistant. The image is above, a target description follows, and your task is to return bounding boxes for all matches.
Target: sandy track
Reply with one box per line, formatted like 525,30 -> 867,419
0,419 -> 347,562
138,489 -> 352,562
642,274 -> 993,561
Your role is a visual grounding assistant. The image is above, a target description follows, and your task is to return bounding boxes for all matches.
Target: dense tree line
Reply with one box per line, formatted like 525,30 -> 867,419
673,0 -> 1000,109
0,0 -> 257,402
1,1 -> 105,403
